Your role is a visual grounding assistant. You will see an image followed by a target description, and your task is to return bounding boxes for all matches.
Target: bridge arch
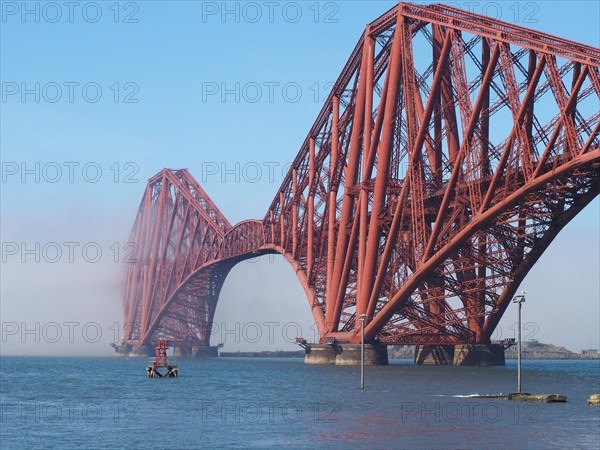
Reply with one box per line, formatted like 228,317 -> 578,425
122,2 -> 600,350
139,220 -> 326,346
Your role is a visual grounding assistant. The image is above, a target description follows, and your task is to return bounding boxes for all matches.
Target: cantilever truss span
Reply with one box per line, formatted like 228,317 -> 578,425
122,3 -> 600,347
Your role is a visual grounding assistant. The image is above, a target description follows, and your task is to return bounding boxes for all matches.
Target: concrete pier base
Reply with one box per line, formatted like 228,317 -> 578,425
414,345 -> 455,365
111,343 -> 132,356
414,344 -> 505,366
304,343 -> 388,365
304,344 -> 337,364
453,344 -> 505,366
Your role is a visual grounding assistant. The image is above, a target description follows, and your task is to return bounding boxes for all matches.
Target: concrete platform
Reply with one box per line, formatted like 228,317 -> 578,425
508,393 -> 566,403
471,393 -> 567,403
304,343 -> 388,365
414,344 -> 505,366
110,343 -> 132,356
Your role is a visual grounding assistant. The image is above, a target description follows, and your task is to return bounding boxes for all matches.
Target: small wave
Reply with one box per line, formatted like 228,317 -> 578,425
449,394 -> 484,398
433,394 -> 480,397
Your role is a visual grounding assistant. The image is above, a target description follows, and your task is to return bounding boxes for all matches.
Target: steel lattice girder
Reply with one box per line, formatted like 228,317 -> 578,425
122,3 -> 600,347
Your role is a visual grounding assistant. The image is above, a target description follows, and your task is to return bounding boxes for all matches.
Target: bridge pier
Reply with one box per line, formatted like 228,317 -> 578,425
414,345 -> 455,365
414,344 -> 505,366
453,344 -> 505,366
304,343 -> 388,365
110,343 -> 132,356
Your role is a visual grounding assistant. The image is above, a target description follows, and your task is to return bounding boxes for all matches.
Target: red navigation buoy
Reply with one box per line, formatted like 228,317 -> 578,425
146,339 -> 179,378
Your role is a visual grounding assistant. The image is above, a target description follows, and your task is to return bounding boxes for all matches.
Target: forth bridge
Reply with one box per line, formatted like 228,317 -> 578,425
115,3 -> 600,365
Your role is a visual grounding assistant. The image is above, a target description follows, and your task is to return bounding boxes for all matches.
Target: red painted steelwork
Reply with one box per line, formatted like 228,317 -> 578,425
122,3 -> 600,347
154,340 -> 170,367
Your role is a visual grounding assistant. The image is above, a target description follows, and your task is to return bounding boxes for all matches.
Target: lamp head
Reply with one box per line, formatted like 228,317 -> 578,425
512,291 -> 526,303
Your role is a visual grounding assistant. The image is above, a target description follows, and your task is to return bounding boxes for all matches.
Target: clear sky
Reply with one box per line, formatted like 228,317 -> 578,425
1,1 -> 599,355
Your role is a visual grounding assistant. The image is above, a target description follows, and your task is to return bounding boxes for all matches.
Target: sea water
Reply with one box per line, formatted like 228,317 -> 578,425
1,357 -> 599,449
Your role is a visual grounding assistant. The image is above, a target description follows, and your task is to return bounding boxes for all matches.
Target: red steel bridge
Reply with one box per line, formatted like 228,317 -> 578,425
121,3 -> 600,350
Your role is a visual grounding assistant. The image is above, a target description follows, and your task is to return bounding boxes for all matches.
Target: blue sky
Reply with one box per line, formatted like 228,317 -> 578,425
1,1 -> 599,354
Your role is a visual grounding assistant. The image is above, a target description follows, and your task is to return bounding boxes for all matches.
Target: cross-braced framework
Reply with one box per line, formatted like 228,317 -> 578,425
122,3 -> 600,347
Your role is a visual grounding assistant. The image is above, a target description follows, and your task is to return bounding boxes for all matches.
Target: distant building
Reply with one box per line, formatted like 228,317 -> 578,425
580,349 -> 599,356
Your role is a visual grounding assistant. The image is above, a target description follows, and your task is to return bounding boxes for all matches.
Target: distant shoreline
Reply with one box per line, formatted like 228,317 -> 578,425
219,342 -> 600,360
218,353 -> 599,360
388,341 -> 600,360
220,351 -> 305,358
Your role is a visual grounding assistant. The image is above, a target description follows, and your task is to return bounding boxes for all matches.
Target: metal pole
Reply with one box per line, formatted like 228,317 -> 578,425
513,292 -> 525,395
360,315 -> 365,391
517,300 -> 522,394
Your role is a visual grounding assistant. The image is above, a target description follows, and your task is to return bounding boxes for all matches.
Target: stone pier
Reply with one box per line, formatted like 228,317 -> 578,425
414,345 -> 455,365
304,343 -> 388,365
111,343 -> 132,356
414,344 -> 505,366
114,344 -> 219,358
453,344 -> 505,366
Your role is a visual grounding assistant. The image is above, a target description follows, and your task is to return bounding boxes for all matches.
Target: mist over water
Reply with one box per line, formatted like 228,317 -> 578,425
2,207 -> 597,356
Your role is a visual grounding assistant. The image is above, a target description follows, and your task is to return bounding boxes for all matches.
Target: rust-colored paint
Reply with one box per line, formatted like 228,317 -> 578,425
122,3 -> 600,347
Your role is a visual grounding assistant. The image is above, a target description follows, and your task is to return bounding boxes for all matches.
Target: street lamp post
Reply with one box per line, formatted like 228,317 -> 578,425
359,314 -> 366,391
512,291 -> 526,394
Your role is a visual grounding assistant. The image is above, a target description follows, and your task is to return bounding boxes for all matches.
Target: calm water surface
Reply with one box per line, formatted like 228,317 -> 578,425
1,357 -> 599,449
